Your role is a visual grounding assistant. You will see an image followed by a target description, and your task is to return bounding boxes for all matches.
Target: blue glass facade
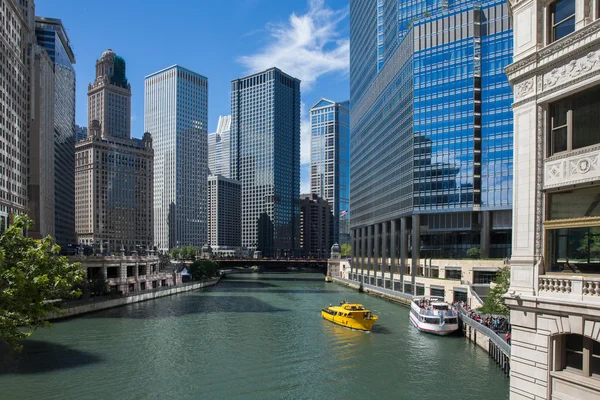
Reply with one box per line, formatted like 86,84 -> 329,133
310,99 -> 350,245
231,68 -> 301,257
35,18 -> 76,247
350,0 -> 513,261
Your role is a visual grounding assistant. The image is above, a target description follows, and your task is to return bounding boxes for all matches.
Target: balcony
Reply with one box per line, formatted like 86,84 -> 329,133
538,275 -> 600,302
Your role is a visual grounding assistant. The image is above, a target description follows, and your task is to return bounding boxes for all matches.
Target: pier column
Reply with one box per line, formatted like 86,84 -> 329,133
374,223 -> 380,285
382,222 -> 388,285
411,215 -> 420,295
480,211 -> 491,259
362,226 -> 367,280
367,225 -> 373,283
400,217 -> 408,288
390,220 -> 397,284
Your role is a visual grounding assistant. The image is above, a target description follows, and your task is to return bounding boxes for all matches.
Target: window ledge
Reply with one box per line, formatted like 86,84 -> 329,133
551,370 -> 600,392
546,144 -> 600,162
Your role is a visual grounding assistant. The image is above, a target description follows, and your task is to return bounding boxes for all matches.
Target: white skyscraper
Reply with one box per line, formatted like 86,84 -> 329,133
208,115 -> 231,177
145,65 -> 208,251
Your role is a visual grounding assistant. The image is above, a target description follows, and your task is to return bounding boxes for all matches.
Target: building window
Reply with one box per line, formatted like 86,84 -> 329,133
550,0 -> 575,43
553,334 -> 600,379
549,86 -> 600,156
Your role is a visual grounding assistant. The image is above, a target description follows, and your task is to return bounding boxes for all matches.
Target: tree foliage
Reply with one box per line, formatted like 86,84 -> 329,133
467,247 -> 481,259
188,260 -> 218,281
170,248 -> 181,260
0,215 -> 85,351
480,266 -> 510,315
341,244 -> 352,257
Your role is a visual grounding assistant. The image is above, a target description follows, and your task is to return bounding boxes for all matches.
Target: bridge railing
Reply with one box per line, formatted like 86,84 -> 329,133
457,305 -> 511,356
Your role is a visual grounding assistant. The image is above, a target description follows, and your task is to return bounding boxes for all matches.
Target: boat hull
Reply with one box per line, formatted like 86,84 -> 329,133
321,310 -> 376,331
409,313 -> 458,336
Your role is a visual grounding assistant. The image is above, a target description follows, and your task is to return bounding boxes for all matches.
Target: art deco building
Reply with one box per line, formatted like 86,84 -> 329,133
350,0 -> 513,290
0,0 -> 33,228
207,175 -> 241,249
145,65 -> 208,251
75,50 -> 154,252
300,194 -> 333,258
34,17 -> 76,246
310,99 -> 350,246
208,115 -> 232,177
231,67 -> 301,257
506,0 -> 600,398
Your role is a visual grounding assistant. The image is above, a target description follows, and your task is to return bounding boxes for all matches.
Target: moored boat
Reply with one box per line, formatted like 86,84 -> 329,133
325,275 -> 333,282
321,301 -> 378,331
409,297 -> 459,336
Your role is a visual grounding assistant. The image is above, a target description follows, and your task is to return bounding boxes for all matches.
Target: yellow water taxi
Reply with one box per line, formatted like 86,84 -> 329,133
321,301 -> 378,331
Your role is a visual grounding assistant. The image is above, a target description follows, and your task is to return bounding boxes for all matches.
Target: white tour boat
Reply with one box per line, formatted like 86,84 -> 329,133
409,297 -> 459,336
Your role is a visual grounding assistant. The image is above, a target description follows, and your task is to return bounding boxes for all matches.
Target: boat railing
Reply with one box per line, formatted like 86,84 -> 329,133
417,308 -> 457,318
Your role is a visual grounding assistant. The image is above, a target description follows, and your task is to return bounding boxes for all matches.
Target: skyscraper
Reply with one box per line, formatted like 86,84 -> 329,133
231,67 -> 301,257
207,175 -> 241,249
350,1 -> 513,287
208,115 -> 231,177
75,50 -> 154,252
28,44 -> 55,240
310,99 -> 350,246
35,17 -> 77,246
300,193 -> 333,258
0,0 -> 33,228
75,125 -> 87,142
145,65 -> 208,251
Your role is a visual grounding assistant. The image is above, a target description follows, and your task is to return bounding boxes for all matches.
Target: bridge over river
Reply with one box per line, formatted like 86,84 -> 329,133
213,258 -> 328,272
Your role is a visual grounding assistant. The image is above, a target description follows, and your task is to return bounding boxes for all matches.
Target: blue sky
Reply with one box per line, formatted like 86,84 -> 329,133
36,0 -> 350,193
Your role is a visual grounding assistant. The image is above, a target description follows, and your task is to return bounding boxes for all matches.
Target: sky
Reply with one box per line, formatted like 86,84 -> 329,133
36,0 -> 351,194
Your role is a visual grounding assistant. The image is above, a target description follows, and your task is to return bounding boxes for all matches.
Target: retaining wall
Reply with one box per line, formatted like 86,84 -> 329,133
48,278 -> 220,320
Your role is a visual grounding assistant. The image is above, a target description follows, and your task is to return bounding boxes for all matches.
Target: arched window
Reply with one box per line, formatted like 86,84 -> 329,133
549,0 -> 576,43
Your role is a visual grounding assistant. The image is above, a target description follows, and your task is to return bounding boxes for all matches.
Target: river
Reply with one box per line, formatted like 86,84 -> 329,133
0,272 -> 508,400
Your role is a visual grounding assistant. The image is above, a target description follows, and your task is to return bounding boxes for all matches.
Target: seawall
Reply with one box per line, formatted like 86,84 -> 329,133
48,278 -> 220,320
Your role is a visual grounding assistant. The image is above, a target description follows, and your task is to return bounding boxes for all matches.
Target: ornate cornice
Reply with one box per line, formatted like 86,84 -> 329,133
539,20 -> 600,58
543,216 -> 600,229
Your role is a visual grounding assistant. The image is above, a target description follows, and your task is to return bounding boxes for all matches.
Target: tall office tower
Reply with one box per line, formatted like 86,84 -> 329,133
231,68 -> 301,257
145,65 -> 208,251
350,1 -> 513,287
28,45 -> 55,239
35,17 -> 76,246
506,1 -> 600,398
310,99 -> 350,246
299,194 -> 333,258
207,175 -> 241,249
75,125 -> 87,142
0,0 -> 33,228
88,49 -> 130,139
208,115 -> 231,177
75,50 -> 154,252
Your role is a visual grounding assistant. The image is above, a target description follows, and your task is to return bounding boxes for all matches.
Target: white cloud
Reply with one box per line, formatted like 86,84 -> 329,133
238,0 -> 349,91
238,0 -> 348,193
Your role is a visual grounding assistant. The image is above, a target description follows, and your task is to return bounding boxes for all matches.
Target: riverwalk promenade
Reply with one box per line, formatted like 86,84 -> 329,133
48,277 -> 220,320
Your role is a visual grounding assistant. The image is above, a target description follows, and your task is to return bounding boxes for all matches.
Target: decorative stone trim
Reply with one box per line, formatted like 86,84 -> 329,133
544,148 -> 600,189
543,216 -> 600,229
514,77 -> 535,100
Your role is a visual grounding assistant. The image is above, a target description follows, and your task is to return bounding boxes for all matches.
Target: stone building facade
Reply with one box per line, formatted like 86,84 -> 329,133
75,50 -> 154,253
506,0 -> 600,398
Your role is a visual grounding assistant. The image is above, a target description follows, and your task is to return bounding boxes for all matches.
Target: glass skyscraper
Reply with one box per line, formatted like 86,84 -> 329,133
310,99 -> 350,246
35,17 -> 76,247
350,0 -> 513,287
145,65 -> 208,251
231,67 -> 301,257
208,115 -> 231,178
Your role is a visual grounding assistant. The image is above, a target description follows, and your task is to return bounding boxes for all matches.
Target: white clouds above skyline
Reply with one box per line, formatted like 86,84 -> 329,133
238,0 -> 350,91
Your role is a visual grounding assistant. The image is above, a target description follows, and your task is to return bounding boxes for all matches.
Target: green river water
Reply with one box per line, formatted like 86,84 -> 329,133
0,272 -> 509,400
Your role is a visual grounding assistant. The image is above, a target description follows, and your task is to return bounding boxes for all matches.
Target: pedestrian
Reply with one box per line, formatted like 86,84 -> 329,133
505,332 -> 511,344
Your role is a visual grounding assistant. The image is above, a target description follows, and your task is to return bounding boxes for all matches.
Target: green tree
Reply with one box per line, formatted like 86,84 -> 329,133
170,248 -> 181,260
341,244 -> 352,258
467,247 -> 481,259
480,266 -> 510,315
0,215 -> 85,351
188,260 -> 218,281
